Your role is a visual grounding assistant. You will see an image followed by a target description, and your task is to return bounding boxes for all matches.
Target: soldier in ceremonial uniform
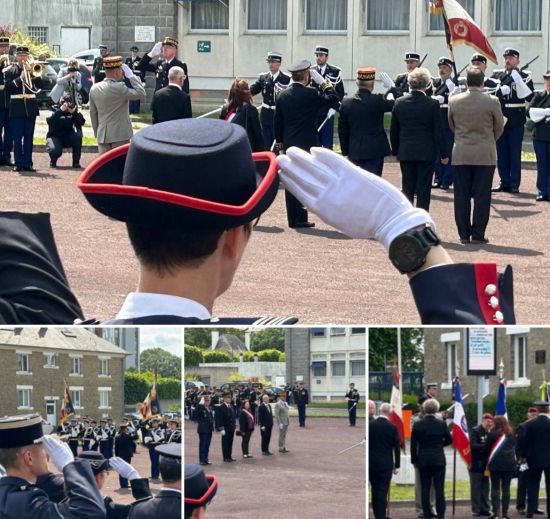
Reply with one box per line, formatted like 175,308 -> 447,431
250,51 -> 290,150
92,44 -> 109,83
129,444 -> 181,518
383,52 -> 433,99
274,58 -> 340,228
345,382 -> 360,427
143,419 -> 164,479
4,45 -> 43,172
67,418 -> 82,456
469,413 -> 493,517
195,395 -> 214,466
125,46 -> 146,115
0,36 -> 13,166
138,37 -> 189,93
184,463 -> 217,519
470,53 -> 499,89
296,381 -> 309,427
82,419 -> 95,451
166,419 -> 181,444
515,407 -> 539,515
0,413 -> 105,518
491,48 -> 534,193
311,45 -> 344,149
98,418 -> 112,459
338,67 -> 393,176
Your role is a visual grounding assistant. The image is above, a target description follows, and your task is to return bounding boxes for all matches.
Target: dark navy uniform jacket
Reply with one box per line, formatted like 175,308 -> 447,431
250,70 -> 291,127
529,90 -> 550,141
491,68 -> 534,128
392,72 -> 434,98
137,55 -> 189,93
0,460 -> 105,518
128,489 -> 181,519
4,64 -> 43,118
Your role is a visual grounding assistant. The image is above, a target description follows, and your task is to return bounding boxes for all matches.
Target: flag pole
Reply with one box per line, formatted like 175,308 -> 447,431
397,328 -> 404,453
442,5 -> 460,84
452,364 -> 459,516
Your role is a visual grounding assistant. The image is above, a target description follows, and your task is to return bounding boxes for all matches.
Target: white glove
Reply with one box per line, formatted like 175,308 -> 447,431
393,468 -> 399,475
544,108 -> 550,117
261,426 -> 266,431
121,64 -> 134,79
279,424 -> 284,430
277,147 -> 435,251
110,457 -> 140,481
148,42 -> 162,58
221,430 -> 226,436
380,72 -> 395,89
519,463 -> 529,472
327,108 -> 337,119
511,69 -> 523,85
445,78 -> 456,94
386,92 -> 395,101
309,68 -> 325,86
42,435 -> 74,471
499,85 -> 511,96
433,95 -> 445,104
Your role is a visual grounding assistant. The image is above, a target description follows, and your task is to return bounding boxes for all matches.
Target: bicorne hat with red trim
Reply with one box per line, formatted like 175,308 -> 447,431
77,119 -> 279,230
185,464 -> 218,511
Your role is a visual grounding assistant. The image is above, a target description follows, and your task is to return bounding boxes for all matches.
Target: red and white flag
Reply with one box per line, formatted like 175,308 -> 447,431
452,376 -> 472,467
389,368 -> 405,451
430,0 -> 497,64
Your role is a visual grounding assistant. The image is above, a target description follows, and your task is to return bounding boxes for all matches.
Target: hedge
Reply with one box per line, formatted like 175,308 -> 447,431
124,371 -> 181,404
184,345 -> 204,368
203,351 -> 233,363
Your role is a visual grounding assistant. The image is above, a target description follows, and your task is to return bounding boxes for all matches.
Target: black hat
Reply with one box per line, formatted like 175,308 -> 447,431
99,44 -> 108,50
314,45 -> 329,55
156,443 -> 182,467
405,52 -> 421,61
288,59 -> 311,73
0,414 -> 53,448
0,37 -> 9,45
185,464 -> 218,510
130,46 -> 139,52
427,383 -> 438,389
16,46 -> 30,55
77,119 -> 279,231
266,52 -> 282,63
77,451 -> 110,474
504,48 -> 520,59
543,71 -> 550,79
533,400 -> 550,408
470,53 -> 487,64
437,57 -> 454,68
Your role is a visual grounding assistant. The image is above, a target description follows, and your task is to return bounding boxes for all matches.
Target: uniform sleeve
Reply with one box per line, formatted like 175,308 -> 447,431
130,478 -> 152,501
337,102 -> 350,156
433,100 -> 447,158
89,91 -> 98,135
150,92 -> 157,124
124,75 -> 146,100
182,62 -> 190,94
274,98 -> 284,143
249,75 -> 263,96
183,93 -> 192,119
389,103 -> 400,155
136,54 -> 156,73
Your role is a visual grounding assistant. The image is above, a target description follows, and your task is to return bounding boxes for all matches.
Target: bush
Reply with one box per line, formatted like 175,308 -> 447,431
124,372 -> 181,404
203,351 -> 233,363
256,349 -> 283,362
184,345 -> 203,368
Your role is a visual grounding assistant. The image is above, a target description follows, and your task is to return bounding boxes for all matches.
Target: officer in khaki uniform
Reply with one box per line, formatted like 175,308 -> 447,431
89,55 -> 146,155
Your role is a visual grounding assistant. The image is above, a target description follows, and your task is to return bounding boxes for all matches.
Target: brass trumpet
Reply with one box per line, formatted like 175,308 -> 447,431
21,57 -> 43,94
0,54 -> 10,73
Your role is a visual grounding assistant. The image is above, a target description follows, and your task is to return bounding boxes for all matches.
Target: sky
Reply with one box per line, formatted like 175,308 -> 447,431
139,327 -> 182,357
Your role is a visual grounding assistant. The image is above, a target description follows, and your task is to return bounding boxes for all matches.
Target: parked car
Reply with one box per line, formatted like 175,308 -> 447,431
263,386 -> 284,402
45,58 -> 93,104
36,63 -> 57,107
185,380 -> 205,391
219,381 -> 264,394
71,48 -> 100,66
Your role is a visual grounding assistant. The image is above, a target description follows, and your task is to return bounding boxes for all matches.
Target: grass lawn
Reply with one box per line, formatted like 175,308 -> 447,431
310,401 -> 366,410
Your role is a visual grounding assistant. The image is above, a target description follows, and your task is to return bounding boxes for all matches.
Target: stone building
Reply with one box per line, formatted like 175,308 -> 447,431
98,327 -> 140,371
190,359 -> 285,388
0,327 -> 127,425
423,327 -> 550,399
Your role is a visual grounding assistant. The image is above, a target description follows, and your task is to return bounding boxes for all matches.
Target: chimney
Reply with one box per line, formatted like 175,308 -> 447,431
211,330 -> 220,350
245,331 -> 251,351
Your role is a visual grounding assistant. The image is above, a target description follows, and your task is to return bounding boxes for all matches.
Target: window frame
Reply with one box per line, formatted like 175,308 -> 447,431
350,359 -> 365,377
27,26 -> 48,44
71,357 -> 82,376
98,388 -> 111,409
427,0 -> 476,34
189,0 -> 230,34
17,387 -> 33,410
446,342 -> 457,383
99,358 -> 110,377
246,0 -> 288,34
364,0 -> 411,35
16,352 -> 30,374
43,352 -> 59,368
331,360 -> 346,377
513,335 -> 528,380
493,0 -> 543,35
69,389 -> 82,409
304,0 -> 348,34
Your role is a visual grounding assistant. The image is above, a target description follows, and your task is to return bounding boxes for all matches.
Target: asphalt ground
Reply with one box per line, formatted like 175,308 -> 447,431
184,416 -> 366,519
1,154 -> 549,324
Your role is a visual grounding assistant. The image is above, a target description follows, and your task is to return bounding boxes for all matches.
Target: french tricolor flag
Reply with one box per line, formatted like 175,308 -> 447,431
496,378 -> 507,418
389,368 -> 405,452
452,376 -> 472,468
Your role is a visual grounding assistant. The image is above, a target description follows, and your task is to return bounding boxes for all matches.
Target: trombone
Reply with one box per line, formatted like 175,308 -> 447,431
21,56 -> 43,94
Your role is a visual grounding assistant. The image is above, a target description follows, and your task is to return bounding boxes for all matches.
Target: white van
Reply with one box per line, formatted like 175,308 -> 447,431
71,48 -> 100,66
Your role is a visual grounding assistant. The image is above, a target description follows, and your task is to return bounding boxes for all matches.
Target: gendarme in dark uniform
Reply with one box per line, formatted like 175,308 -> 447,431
392,52 -> 433,98
491,48 -> 534,193
0,36 -> 13,165
250,51 -> 291,150
345,383 -> 360,426
0,413 -> 105,518
295,382 -> 309,427
137,36 -> 189,93
125,45 -> 145,115
92,44 -> 109,83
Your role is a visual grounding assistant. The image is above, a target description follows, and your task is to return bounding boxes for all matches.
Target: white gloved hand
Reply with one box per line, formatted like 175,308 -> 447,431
110,457 -> 140,481
519,463 -> 529,472
261,426 -> 266,431
499,85 -> 511,96
121,64 -> 134,79
445,78 -> 456,94
327,108 -> 337,119
309,68 -> 325,86
544,108 -> 550,117
511,69 -> 523,84
433,95 -> 445,104
279,424 -> 284,430
380,72 -> 395,89
221,430 -> 226,436
386,92 -> 395,101
148,42 -> 162,58
277,147 -> 435,251
393,468 -> 399,475
42,435 -> 74,471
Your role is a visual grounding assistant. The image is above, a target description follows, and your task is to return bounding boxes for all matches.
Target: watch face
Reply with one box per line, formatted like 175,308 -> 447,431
390,235 -> 424,273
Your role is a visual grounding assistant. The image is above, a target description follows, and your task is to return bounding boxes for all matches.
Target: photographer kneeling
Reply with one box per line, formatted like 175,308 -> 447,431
46,94 -> 85,169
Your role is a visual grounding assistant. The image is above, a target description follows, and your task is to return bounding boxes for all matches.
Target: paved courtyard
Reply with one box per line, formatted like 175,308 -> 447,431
1,154 -> 548,324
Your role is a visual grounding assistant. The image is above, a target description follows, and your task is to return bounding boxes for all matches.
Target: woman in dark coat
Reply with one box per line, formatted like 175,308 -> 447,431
221,78 -> 265,152
485,415 -> 517,519
239,399 -> 255,458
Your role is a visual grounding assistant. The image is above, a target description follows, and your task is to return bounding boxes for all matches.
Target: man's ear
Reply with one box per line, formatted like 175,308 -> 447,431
220,225 -> 249,260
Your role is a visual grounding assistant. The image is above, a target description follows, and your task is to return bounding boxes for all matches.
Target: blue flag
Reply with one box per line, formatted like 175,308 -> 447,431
496,378 -> 507,417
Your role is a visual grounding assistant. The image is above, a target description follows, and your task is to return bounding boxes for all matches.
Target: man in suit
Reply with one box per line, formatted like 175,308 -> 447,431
515,407 -> 539,515
390,67 -> 448,211
469,413 -> 493,517
519,400 -> 550,518
491,48 -> 534,193
92,44 -> 109,83
369,403 -> 401,519
125,46 -> 145,115
411,398 -> 452,519
274,58 -> 340,228
138,37 -> 189,93
89,55 -> 146,155
274,391 -> 290,453
311,45 -> 345,149
448,66 -> 504,244
151,66 -> 192,124
338,67 -> 394,176
184,463 -> 218,519
0,36 -> 13,166
216,392 -> 236,462
250,51 -> 291,150
258,394 -> 274,455
295,381 -> 309,427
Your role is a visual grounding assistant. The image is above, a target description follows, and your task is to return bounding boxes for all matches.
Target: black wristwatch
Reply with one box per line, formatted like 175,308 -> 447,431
389,224 -> 441,274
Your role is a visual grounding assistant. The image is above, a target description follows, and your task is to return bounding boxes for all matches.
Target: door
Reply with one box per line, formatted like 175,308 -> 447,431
61,27 -> 91,57
45,400 -> 56,427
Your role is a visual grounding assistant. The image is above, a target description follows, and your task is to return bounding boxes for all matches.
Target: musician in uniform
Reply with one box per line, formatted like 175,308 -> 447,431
143,418 -> 164,479
4,45 -> 42,172
0,36 -> 13,166
528,71 -> 550,202
0,413 -> 105,518
274,58 -> 340,228
81,419 -> 95,451
184,463 -> 218,519
125,46 -> 145,114
92,44 -> 109,83
345,382 -> 360,427
338,67 -> 393,176
311,45 -> 344,149
67,418 -> 82,457
138,36 -> 189,93
166,419 -> 182,444
250,51 -> 291,150
491,48 -> 534,193
98,418 -> 112,459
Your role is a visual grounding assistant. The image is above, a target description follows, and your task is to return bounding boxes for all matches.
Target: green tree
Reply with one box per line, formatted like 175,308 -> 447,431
184,345 -> 204,368
185,328 -> 245,349
140,348 -> 181,378
369,328 -> 424,371
250,329 -> 285,352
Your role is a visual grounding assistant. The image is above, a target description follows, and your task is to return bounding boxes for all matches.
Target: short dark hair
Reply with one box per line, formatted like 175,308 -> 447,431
466,66 -> 485,87
292,69 -> 308,82
160,459 -> 181,483
0,447 -> 23,469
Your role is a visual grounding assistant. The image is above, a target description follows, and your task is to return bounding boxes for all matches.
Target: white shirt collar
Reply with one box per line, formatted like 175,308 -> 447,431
168,82 -> 182,90
271,71 -> 280,81
318,64 -> 327,74
115,292 -> 211,320
160,488 -> 181,494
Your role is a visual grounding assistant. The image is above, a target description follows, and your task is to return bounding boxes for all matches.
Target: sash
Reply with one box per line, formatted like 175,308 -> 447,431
487,433 -> 506,467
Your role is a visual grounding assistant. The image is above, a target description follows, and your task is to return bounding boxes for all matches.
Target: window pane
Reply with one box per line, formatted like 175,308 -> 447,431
367,0 -> 409,31
306,0 -> 347,31
313,366 -> 327,376
351,360 -> 365,376
496,0 -> 541,31
28,26 -> 48,44
429,0 -> 475,31
330,328 -> 346,336
311,328 -> 326,337
191,0 -> 230,30
331,361 -> 345,376
248,0 -> 286,30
